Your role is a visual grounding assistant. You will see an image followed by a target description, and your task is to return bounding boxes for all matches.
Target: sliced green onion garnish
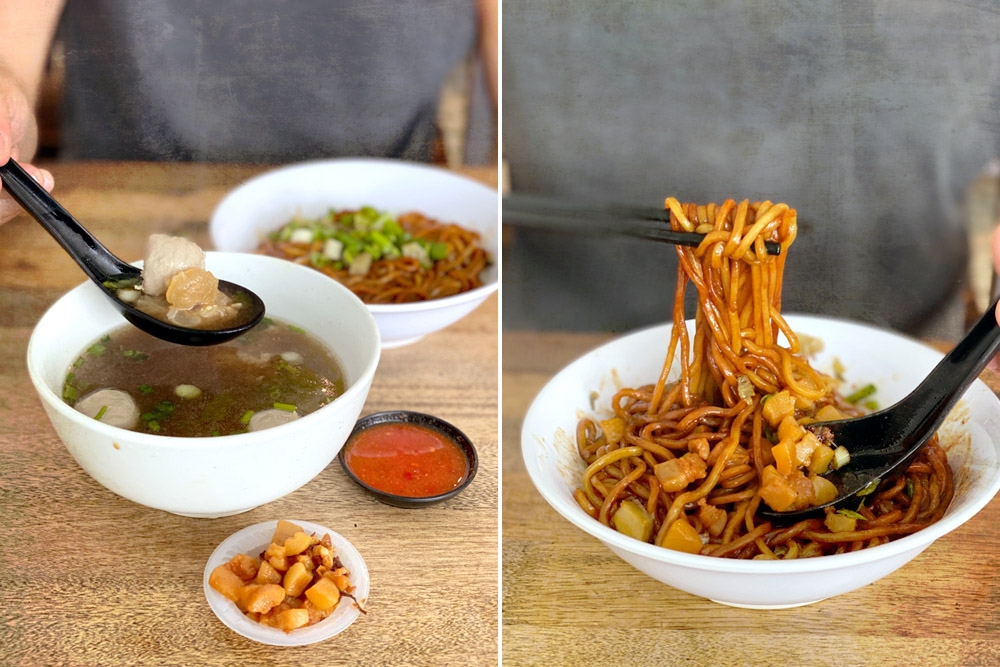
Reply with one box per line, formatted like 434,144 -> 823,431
429,241 -> 449,260
269,207 -> 454,275
831,445 -> 851,470
845,384 -> 876,404
240,410 -> 255,425
273,402 -> 297,412
856,479 -> 880,496
174,384 -> 202,399
94,405 -> 108,421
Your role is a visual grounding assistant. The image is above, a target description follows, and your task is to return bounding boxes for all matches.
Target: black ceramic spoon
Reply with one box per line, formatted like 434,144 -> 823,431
759,296 -> 1000,523
0,159 -> 265,345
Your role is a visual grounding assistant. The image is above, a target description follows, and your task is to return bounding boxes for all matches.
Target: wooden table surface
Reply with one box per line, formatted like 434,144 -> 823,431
502,329 -> 1000,667
0,162 -> 498,666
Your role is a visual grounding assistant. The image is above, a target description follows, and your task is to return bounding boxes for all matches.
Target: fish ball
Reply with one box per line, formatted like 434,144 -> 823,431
248,408 -> 300,432
74,389 -> 140,430
142,234 -> 205,297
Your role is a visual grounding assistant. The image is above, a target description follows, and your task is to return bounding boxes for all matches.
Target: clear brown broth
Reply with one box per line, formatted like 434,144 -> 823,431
63,318 -> 346,437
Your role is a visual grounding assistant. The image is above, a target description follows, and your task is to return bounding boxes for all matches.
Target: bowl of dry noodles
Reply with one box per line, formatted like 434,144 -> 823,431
521,198 -> 1000,608
209,158 -> 498,348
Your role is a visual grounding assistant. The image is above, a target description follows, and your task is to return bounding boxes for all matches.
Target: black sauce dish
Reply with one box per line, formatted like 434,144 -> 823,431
338,410 -> 478,508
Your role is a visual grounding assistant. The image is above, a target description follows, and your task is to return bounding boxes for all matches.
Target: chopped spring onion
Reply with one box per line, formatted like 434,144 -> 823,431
845,383 -> 876,404
268,206 -> 451,276
837,508 -> 866,521
429,241 -> 449,261
401,241 -> 430,266
831,445 -> 851,470
349,252 -> 373,276
117,288 -> 141,303
94,405 -> 109,421
289,228 -> 314,244
240,410 -> 255,425
273,402 -> 297,412
797,333 -> 824,356
280,351 -> 303,364
856,479 -> 880,496
736,374 -> 754,403
322,238 -> 344,260
174,384 -> 202,399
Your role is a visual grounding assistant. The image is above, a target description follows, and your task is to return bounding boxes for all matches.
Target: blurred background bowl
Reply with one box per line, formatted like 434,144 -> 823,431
209,158 -> 498,348
521,315 -> 1000,608
27,252 -> 381,518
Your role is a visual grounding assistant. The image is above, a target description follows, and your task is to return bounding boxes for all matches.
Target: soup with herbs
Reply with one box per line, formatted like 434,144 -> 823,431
62,318 -> 346,437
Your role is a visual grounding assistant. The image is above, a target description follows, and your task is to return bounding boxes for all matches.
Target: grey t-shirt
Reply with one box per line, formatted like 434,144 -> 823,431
503,1 -> 1000,339
56,0 -> 486,164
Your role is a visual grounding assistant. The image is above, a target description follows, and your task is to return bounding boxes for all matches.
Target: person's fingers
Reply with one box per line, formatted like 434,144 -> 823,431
992,224 -> 1000,275
0,162 -> 53,225
0,195 -> 23,224
20,163 -> 53,190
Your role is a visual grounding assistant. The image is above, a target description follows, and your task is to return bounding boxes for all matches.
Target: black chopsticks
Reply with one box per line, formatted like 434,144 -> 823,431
502,194 -> 782,256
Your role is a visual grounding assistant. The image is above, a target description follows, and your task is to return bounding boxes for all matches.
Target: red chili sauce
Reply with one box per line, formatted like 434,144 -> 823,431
344,422 -> 468,498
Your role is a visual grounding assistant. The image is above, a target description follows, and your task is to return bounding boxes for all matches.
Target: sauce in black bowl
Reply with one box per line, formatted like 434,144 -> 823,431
339,411 -> 478,508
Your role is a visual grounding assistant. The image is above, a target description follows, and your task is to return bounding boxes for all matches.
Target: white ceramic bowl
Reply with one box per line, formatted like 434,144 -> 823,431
209,158 -> 499,348
522,315 -> 1000,608
27,252 -> 381,518
204,520 -> 369,646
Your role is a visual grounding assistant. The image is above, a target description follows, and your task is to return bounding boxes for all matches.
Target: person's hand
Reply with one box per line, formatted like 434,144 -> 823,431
992,224 -> 1000,326
0,65 -> 53,225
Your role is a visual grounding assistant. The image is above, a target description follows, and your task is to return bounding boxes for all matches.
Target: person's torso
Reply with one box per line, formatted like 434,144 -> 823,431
502,1 -> 1000,337
57,0 -> 478,162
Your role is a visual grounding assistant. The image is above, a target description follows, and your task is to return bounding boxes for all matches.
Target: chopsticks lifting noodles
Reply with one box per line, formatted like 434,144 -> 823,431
502,194 -> 782,256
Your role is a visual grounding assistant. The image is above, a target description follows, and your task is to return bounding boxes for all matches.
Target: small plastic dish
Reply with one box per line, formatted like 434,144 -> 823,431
338,411 -> 478,508
203,520 -> 369,646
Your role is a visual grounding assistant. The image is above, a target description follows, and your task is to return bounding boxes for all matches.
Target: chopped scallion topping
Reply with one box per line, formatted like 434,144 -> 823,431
845,384 -> 876,404
273,402 -> 297,412
174,384 -> 202,399
268,207 -> 453,276
831,445 -> 851,470
94,405 -> 108,421
856,479 -> 880,496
